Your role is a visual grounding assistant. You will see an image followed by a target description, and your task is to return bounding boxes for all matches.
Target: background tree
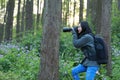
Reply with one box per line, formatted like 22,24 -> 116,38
4,0 -> 15,41
91,0 -> 97,27
62,0 -> 69,26
20,0 -> 26,37
0,23 -> 4,42
72,0 -> 76,26
39,0 -> 62,80
100,0 -> 112,76
16,0 -> 21,40
36,0 -> 40,29
95,0 -> 102,34
118,0 -> 120,10
86,0 -> 90,20
79,0 -> 84,22
39,0 -> 44,26
25,0 -> 33,34
64,0 -> 70,26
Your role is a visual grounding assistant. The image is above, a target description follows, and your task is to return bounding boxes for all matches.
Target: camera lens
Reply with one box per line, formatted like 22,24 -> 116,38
63,27 -> 72,32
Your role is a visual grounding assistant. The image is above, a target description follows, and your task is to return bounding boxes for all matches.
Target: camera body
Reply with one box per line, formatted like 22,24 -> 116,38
63,27 -> 72,32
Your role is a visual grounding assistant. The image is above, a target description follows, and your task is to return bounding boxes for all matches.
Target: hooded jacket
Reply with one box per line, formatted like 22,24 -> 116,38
72,21 -> 99,66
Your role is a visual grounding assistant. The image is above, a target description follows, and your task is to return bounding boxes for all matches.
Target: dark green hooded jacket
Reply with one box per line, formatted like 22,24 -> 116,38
72,21 -> 99,67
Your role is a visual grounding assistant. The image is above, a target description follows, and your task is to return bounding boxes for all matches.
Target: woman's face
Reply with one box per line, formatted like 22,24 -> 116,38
78,24 -> 82,33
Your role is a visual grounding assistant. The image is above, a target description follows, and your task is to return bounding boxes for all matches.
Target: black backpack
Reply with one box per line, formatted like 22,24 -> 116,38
93,35 -> 108,65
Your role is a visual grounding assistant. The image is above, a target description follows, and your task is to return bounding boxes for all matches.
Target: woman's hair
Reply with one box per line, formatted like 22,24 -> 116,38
78,21 -> 92,37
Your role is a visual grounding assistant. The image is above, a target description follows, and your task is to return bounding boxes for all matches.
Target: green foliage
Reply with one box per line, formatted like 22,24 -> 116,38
0,46 -> 40,80
0,28 -> 120,80
19,31 -> 42,52
0,71 -> 19,80
111,55 -> 120,80
59,59 -> 74,80
0,32 -> 41,80
111,14 -> 120,51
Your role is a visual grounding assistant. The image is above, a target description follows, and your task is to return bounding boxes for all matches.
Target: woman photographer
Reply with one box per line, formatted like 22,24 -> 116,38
71,21 -> 99,80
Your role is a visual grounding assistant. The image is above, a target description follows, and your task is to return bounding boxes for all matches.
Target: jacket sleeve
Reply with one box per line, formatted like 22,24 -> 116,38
72,30 -> 91,48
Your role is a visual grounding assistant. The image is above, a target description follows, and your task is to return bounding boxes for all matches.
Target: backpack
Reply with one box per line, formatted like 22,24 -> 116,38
93,35 -> 108,65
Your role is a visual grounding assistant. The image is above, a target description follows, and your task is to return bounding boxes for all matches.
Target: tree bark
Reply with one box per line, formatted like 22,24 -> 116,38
4,0 -> 15,41
91,0 -> 97,26
73,0 -> 76,26
62,0 -> 69,26
101,0 -> 112,76
25,0 -> 33,34
0,24 -> 4,43
16,0 -> 21,39
118,0 -> 120,10
21,0 -> 25,36
64,0 -> 69,26
36,0 -> 40,29
39,0 -> 62,79
39,0 -> 43,25
95,0 -> 102,34
79,0 -> 84,22
86,0 -> 91,20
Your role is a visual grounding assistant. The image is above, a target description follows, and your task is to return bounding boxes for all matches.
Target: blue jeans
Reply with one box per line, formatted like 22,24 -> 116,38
72,64 -> 99,80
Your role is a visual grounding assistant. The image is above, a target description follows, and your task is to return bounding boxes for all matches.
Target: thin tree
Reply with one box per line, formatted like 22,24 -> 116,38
39,0 -> 43,25
64,0 -> 70,26
36,0 -> 40,29
91,0 -> 97,26
25,0 -> 33,34
86,0 -> 91,20
0,24 -> 4,43
39,0 -> 62,79
0,0 -> 6,42
118,0 -> 120,10
73,0 -> 76,26
21,0 -> 25,36
16,0 -> 21,40
100,0 -> 112,76
4,0 -> 15,41
95,0 -> 102,34
62,0 -> 68,26
79,0 -> 84,22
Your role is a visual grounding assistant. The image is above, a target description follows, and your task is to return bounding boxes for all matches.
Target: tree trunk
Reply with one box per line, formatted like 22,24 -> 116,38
62,0 -> 68,26
64,0 -> 69,26
73,0 -> 76,26
39,0 -> 43,25
39,0 -> 62,79
16,0 -> 21,40
101,0 -> 112,76
4,0 -> 15,41
95,0 -> 102,34
91,0 -> 97,27
41,0 -> 45,26
36,0 -> 40,29
79,0 -> 84,22
21,0 -> 25,36
86,0 -> 91,20
0,24 -> 4,43
25,0 -> 33,34
118,0 -> 120,10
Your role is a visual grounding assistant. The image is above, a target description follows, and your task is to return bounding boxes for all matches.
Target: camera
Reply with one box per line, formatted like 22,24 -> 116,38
63,26 -> 78,32
63,27 -> 72,32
